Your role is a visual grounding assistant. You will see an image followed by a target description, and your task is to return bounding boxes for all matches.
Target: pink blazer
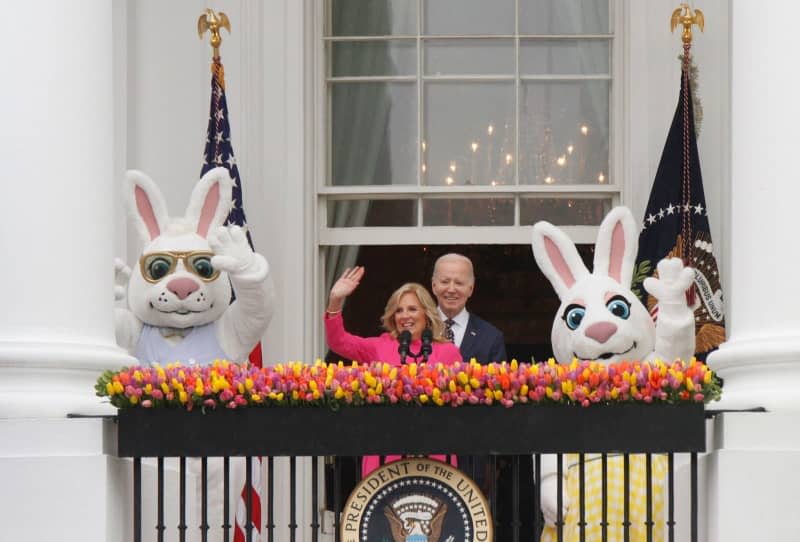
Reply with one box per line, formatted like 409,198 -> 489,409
324,313 -> 462,474
324,313 -> 463,365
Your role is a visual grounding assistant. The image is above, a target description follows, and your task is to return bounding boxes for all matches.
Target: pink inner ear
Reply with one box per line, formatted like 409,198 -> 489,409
197,183 -> 221,238
608,221 -> 625,282
135,186 -> 160,240
544,236 -> 576,289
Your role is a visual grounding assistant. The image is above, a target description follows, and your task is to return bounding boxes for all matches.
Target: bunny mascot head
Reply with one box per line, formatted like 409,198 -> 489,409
531,206 -> 696,529
114,167 -> 274,365
532,206 -> 695,365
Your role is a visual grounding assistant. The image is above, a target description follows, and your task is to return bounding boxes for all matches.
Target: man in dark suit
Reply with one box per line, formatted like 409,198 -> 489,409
431,253 -> 506,363
432,253 -> 538,539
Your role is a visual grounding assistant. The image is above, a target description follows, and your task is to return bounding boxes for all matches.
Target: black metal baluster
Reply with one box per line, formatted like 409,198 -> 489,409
601,454 -> 608,542
691,453 -> 698,542
646,454 -> 654,542
245,457 -> 253,542
667,453 -> 675,542
579,454 -> 586,542
311,456 -> 320,542
623,454 -> 630,542
533,454 -> 541,541
491,455 -> 499,535
157,457 -> 165,542
290,456 -> 297,541
333,457 -> 341,542
267,457 -> 275,542
201,457 -> 209,542
223,457 -> 231,542
512,455 -> 520,542
556,454 -> 564,542
179,457 -> 187,542
133,457 -> 142,542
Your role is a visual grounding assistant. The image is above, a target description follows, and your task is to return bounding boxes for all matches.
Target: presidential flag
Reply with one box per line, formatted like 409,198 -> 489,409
202,57 -> 263,542
632,57 -> 725,360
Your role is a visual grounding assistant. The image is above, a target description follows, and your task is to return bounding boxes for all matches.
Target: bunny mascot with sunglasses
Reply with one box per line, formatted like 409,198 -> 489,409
114,167 -> 274,365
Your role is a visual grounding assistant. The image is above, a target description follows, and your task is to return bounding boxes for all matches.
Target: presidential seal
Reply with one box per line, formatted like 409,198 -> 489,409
341,458 -> 493,542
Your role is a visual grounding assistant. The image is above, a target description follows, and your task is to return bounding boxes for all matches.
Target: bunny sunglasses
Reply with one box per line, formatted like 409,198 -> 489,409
139,251 -> 220,283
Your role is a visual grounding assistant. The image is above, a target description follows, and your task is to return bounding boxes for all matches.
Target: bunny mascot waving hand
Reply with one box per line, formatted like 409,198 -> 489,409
115,167 -> 274,365
532,206 -> 694,541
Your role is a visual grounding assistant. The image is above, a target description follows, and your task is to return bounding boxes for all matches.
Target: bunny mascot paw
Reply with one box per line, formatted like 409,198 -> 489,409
644,258 -> 696,362
114,167 -> 275,365
540,471 -> 570,527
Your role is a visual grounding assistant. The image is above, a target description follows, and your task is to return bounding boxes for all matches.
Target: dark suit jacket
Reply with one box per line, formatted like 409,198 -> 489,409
459,313 -> 507,363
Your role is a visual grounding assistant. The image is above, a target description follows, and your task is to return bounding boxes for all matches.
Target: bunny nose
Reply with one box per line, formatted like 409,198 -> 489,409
167,277 -> 199,300
585,321 -> 617,344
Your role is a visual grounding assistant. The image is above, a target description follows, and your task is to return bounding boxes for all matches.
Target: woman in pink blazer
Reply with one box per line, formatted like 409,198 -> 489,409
324,266 -> 462,474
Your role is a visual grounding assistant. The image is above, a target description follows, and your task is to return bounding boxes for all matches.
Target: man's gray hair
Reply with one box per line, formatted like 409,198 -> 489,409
432,253 -> 475,282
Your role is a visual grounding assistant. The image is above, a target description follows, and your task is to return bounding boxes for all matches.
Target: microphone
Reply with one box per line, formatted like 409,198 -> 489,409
398,330 -> 412,363
420,328 -> 433,363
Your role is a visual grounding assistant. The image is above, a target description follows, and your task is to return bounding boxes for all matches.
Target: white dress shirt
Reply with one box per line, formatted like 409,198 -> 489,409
438,307 -> 469,348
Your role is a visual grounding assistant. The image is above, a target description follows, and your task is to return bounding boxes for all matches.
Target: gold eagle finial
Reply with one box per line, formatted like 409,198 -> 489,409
197,8 -> 231,58
671,3 -> 704,46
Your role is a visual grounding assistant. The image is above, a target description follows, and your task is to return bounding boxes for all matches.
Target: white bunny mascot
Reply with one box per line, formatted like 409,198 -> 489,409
531,206 -> 695,541
115,166 -> 274,365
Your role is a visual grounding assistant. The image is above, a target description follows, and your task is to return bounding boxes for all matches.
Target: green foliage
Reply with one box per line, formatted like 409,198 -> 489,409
630,260 -> 652,300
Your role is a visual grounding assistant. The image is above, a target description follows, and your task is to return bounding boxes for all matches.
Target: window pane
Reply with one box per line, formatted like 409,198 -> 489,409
424,82 -> 515,186
425,39 -> 515,76
327,199 -> 417,227
330,0 -> 417,36
519,81 -> 609,185
520,39 -> 610,75
424,0 -> 515,35
331,83 -> 417,185
331,41 -> 417,77
519,0 -> 610,35
423,198 -> 514,226
520,197 -> 612,225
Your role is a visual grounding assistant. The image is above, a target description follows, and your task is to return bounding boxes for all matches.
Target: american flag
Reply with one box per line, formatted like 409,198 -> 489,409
202,57 -> 263,542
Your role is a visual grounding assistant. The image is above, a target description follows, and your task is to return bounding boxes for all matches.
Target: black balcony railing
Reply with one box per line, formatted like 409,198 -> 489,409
116,403 -> 706,542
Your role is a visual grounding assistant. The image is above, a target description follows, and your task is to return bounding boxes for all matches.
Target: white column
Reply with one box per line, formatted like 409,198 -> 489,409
0,0 -> 132,418
707,2 -> 800,410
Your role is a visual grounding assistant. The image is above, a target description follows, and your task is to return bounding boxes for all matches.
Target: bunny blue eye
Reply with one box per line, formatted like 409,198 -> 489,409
147,257 -> 172,280
562,305 -> 586,330
606,296 -> 631,319
191,257 -> 215,279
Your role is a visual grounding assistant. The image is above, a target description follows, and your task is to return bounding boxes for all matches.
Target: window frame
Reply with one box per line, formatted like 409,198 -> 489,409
314,0 -> 625,246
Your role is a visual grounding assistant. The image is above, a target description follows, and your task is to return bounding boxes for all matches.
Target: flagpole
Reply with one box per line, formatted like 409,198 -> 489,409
198,12 -> 264,542
671,3 -> 704,306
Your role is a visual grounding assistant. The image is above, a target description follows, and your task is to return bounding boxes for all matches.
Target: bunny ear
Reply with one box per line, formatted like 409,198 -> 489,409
593,206 -> 638,286
532,221 -> 589,299
125,170 -> 169,242
186,167 -> 234,238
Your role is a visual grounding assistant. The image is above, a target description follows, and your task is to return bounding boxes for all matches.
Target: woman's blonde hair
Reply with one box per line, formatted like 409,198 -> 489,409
380,282 -> 447,342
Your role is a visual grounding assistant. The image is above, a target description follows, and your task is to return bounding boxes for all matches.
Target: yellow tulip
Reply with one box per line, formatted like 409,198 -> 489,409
106,382 -> 115,395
